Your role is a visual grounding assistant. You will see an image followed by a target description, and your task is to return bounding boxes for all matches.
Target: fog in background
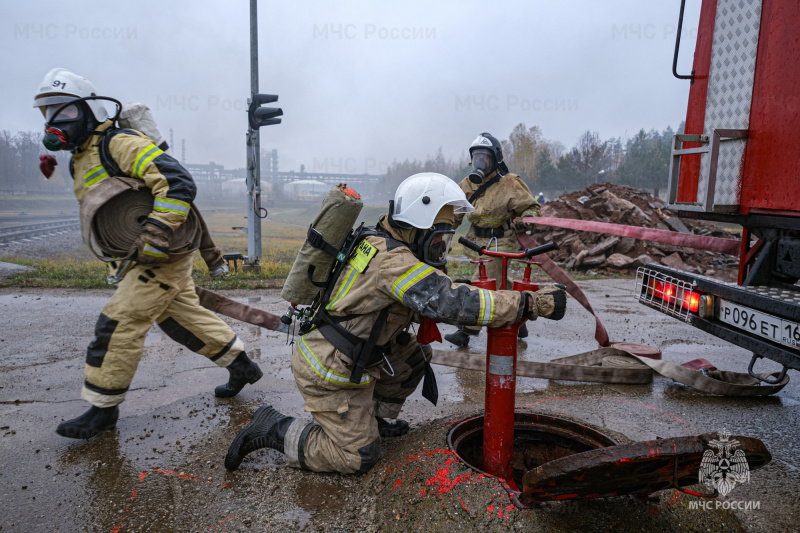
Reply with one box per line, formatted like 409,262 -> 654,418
1,0 -> 700,174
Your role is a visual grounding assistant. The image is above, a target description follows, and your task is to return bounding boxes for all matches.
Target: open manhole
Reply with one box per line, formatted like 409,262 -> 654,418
448,411 -> 772,506
447,412 -> 619,492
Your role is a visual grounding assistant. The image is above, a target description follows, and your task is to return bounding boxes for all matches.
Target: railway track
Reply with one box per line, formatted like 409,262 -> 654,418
0,219 -> 81,244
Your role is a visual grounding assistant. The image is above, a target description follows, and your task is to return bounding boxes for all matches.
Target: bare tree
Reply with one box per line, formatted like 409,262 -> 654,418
567,130 -> 613,188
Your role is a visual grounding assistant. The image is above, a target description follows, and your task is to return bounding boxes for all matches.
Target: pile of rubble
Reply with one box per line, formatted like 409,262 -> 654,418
532,183 -> 739,281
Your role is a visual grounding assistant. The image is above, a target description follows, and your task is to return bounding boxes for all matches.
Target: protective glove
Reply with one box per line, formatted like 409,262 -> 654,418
523,285 -> 567,321
131,222 -> 171,264
40,155 -> 57,178
208,260 -> 230,277
512,206 -> 541,232
201,245 -> 227,276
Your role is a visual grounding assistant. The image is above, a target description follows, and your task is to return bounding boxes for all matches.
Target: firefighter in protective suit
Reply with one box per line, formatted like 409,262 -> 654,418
225,173 -> 566,475
34,68 -> 262,439
443,133 -> 542,348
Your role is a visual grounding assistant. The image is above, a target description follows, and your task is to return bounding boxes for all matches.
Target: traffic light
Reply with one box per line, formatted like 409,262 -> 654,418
248,94 -> 283,129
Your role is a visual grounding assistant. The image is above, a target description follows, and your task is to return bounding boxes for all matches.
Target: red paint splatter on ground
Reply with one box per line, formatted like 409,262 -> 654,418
667,490 -> 680,505
151,468 -> 231,488
153,468 -> 197,481
425,468 -> 478,494
420,488 -> 426,497
111,469 -> 149,532
393,479 -> 402,491
459,497 -> 470,513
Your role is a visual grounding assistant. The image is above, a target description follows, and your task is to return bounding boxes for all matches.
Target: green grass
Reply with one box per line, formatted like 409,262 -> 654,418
0,208 -> 631,289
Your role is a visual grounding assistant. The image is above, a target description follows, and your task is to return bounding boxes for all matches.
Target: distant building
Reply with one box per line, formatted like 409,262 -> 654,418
284,179 -> 329,201
221,178 -> 247,198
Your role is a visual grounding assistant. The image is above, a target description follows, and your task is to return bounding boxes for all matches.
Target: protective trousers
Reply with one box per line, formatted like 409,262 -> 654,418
81,255 -> 243,408
288,329 -> 432,474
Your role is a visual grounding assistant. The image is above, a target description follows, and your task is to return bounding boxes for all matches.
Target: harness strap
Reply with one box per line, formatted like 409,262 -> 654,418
314,307 -> 391,384
468,172 -> 503,206
350,307 -> 390,384
306,226 -> 342,259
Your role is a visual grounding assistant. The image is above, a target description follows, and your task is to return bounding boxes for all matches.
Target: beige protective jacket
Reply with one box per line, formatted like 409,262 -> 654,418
70,120 -> 194,232
316,219 -> 526,347
454,172 -> 540,257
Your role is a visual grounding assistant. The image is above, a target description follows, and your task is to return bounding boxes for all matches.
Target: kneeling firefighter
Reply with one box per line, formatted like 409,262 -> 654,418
225,173 -> 566,475
34,68 -> 263,439
444,132 -> 543,348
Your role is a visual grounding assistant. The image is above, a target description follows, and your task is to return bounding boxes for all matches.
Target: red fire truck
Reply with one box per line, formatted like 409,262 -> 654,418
635,0 -> 800,383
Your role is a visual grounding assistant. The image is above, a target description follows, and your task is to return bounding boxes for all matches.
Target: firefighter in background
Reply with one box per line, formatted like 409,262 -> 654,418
34,68 -> 263,439
535,191 -> 546,205
443,132 -> 542,348
225,173 -> 566,475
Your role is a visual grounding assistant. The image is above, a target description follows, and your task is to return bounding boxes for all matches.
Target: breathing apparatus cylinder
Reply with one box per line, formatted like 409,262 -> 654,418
281,184 -> 363,305
119,102 -> 168,152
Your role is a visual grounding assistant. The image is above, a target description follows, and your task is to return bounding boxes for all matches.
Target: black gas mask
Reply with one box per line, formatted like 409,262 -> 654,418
41,100 -> 95,151
416,223 -> 455,269
40,95 -> 121,151
468,148 -> 495,184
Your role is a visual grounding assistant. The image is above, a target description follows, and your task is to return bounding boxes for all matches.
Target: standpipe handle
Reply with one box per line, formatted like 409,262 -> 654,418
458,236 -> 484,254
524,241 -> 558,258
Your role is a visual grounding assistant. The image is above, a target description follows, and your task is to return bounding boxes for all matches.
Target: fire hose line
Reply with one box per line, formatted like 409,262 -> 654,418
521,216 -> 740,255
430,347 -> 789,396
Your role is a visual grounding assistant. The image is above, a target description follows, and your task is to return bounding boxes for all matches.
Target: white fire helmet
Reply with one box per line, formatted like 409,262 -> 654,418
392,172 -> 474,230
33,68 -> 108,122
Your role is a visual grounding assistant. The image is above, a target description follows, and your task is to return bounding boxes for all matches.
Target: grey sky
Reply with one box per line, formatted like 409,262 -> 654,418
3,1 -> 700,173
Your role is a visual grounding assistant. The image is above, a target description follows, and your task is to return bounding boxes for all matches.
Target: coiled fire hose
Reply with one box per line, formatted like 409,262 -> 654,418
81,177 -> 203,262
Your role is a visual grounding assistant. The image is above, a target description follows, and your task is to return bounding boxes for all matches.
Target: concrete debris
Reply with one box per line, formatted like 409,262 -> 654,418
532,183 -> 739,281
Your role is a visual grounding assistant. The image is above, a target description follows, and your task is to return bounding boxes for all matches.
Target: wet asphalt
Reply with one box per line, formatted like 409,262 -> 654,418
0,279 -> 798,532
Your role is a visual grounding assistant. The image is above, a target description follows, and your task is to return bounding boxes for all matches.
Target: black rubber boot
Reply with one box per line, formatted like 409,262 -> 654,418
215,352 -> 263,398
225,405 -> 294,470
444,328 -> 475,347
56,405 -> 119,439
376,417 -> 409,438
518,322 -> 529,339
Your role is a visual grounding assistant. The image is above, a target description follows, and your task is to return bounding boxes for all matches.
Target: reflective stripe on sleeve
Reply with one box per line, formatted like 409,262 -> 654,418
299,335 -> 370,386
478,288 -> 495,326
326,265 -> 359,311
142,244 -> 168,258
391,263 -> 435,302
467,214 -> 507,225
153,197 -> 191,216
133,145 -> 164,178
83,165 -> 109,187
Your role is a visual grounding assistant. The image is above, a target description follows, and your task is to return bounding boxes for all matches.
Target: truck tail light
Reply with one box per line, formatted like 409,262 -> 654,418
644,276 -> 702,313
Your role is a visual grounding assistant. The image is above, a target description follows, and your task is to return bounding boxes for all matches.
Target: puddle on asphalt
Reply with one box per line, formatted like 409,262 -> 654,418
271,506 -> 312,530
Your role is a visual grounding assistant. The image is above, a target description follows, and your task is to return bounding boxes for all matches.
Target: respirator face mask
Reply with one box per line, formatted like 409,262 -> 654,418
42,101 -> 87,151
468,148 -> 495,184
420,223 -> 455,268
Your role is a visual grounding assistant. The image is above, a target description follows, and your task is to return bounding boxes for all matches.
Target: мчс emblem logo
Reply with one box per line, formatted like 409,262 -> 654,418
698,429 -> 751,496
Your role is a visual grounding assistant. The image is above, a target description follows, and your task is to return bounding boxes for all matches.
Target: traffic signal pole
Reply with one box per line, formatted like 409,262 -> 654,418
245,0 -> 262,270
245,0 -> 283,269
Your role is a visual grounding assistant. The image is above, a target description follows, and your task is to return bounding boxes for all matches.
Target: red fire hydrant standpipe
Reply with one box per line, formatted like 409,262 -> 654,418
458,237 -> 559,487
